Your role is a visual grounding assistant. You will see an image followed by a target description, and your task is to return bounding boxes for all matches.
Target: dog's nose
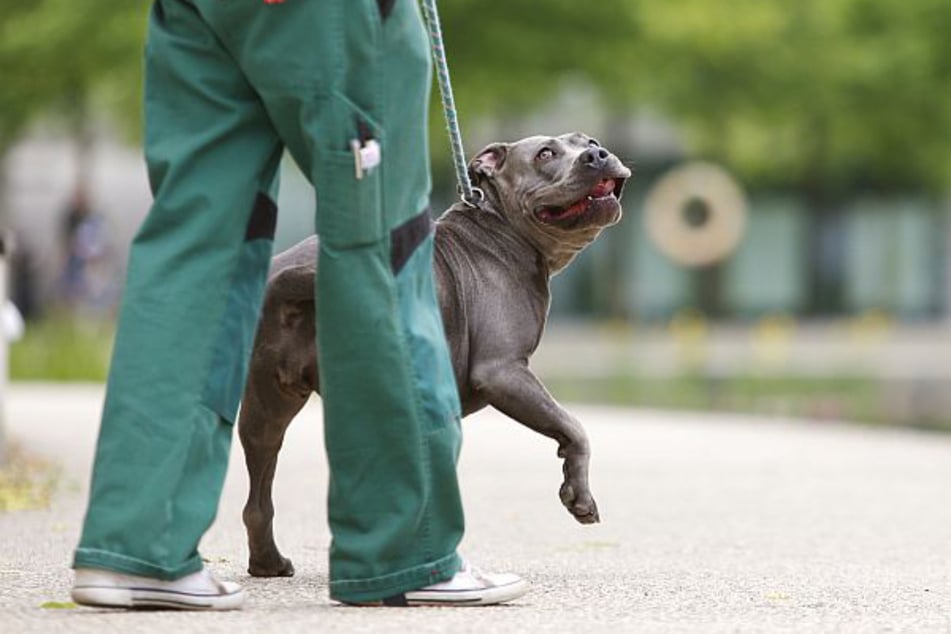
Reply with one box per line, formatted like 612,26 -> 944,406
581,146 -> 610,169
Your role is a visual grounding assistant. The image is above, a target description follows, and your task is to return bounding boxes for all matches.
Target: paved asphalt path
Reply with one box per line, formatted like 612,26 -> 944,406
1,383 -> 949,633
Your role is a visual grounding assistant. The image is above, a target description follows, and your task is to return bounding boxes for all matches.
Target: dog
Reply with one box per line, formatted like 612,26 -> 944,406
239,132 -> 631,577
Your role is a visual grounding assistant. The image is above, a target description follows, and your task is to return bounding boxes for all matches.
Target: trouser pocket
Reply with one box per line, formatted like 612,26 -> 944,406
311,93 -> 386,249
314,148 -> 384,248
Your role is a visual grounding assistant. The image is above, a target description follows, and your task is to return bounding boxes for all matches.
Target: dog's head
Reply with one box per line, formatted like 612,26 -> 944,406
468,132 -> 631,272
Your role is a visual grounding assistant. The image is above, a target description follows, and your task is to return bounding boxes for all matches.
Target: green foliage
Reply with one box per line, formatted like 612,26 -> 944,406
1,1 -> 949,193
440,1 -> 646,114
440,0 -> 951,192
9,316 -> 113,382
0,0 -> 147,147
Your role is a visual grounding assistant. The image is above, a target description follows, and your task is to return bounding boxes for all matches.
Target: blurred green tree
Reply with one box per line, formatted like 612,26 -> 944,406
440,0 -> 951,194
0,1 -> 147,153
0,2 -> 146,463
0,0 -> 948,196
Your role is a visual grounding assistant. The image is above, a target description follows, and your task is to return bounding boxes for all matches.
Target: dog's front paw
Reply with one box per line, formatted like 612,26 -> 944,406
559,482 -> 600,524
248,554 -> 296,578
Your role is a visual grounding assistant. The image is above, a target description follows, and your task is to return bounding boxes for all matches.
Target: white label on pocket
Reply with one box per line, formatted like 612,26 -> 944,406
351,138 -> 382,180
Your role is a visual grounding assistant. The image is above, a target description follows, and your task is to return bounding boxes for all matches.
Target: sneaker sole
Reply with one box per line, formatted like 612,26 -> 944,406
71,585 -> 245,611
350,577 -> 529,607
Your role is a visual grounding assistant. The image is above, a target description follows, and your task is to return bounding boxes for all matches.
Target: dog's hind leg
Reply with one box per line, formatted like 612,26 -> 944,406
239,358 -> 309,578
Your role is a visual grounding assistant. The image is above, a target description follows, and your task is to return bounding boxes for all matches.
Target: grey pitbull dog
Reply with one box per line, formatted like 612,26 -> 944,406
239,132 -> 631,577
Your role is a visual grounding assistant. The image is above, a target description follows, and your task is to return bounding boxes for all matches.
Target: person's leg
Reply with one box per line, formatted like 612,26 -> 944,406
73,0 -> 282,587
312,2 -> 468,603
213,0 -> 465,602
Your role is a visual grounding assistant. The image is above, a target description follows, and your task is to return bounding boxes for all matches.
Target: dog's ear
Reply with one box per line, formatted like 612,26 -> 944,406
468,143 -> 509,182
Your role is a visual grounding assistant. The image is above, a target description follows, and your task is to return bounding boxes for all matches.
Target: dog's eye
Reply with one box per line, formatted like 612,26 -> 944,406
536,148 -> 554,161
588,138 -> 601,147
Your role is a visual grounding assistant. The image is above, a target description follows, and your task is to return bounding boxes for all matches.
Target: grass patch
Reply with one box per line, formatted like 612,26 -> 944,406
544,372 -> 951,432
39,601 -> 78,610
0,443 -> 60,512
9,316 -> 114,382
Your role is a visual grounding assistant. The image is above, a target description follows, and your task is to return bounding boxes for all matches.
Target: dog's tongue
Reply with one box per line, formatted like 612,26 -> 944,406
539,178 -> 618,222
590,179 -> 616,198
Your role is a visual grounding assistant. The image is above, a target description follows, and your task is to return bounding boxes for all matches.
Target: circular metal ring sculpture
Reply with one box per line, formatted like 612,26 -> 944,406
644,162 -> 748,268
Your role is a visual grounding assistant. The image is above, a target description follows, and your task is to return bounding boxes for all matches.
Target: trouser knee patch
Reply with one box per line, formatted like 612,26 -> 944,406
390,209 -> 432,275
246,193 -> 278,241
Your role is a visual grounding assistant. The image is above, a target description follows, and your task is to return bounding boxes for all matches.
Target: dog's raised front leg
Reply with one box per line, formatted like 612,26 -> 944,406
471,361 -> 599,524
239,362 -> 308,577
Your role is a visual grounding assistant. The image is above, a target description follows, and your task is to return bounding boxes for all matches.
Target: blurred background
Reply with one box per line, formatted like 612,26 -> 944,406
1,0 -> 950,432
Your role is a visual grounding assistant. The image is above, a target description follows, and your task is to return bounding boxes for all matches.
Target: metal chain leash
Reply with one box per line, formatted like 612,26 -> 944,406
419,0 -> 484,208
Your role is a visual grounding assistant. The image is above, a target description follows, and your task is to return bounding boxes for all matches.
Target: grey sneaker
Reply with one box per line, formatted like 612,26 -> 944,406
71,567 -> 245,610
349,559 -> 528,607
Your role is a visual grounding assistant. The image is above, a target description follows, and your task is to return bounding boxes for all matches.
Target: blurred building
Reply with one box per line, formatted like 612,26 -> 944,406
488,93 -> 951,323
1,129 -> 315,318
553,187 -> 949,322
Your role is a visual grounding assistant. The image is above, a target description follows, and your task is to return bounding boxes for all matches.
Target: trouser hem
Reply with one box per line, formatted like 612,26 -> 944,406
329,552 -> 461,603
72,548 -> 204,581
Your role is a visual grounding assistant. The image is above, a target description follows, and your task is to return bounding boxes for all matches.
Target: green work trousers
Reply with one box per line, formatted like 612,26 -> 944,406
74,0 -> 465,603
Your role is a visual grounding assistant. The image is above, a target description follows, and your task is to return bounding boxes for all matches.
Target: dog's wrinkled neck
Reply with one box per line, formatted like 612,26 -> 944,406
473,175 -> 505,216
513,206 -> 610,277
468,176 -> 611,277
537,229 -> 605,275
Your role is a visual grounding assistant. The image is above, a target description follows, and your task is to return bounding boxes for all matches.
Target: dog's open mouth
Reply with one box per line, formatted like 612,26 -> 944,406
536,177 -> 626,224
